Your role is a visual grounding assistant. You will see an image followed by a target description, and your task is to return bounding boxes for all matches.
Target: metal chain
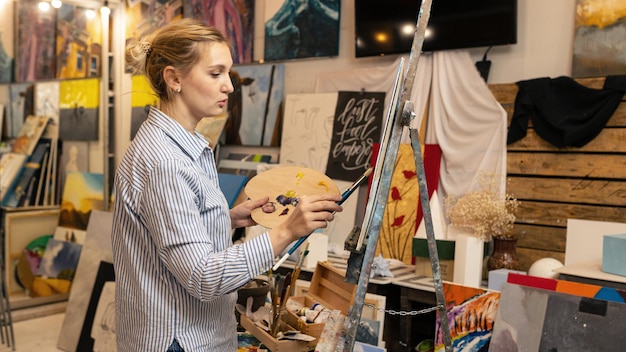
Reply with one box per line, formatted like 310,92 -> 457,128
363,302 -> 443,316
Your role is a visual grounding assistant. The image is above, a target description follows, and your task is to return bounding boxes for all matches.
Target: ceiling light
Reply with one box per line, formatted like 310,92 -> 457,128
51,0 -> 62,8
38,1 -> 51,11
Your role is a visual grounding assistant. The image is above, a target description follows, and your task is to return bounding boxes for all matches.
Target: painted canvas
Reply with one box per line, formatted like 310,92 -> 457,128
8,83 -> 34,138
35,81 -> 60,120
59,78 -> 99,141
490,282 -> 626,351
264,0 -> 340,61
32,237 -> 82,297
56,3 -> 103,79
54,172 -> 105,245
130,75 -> 158,140
59,141 -> 90,203
125,0 -> 184,42
226,63 -> 284,146
0,1 -> 14,83
375,144 -> 419,264
16,0 -> 57,82
184,0 -> 255,64
572,0 -> 626,77
435,282 -> 500,352
57,210 -> 113,352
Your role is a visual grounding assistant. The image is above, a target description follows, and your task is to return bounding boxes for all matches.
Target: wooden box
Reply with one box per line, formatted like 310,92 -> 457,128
239,314 -> 309,352
283,261 -> 356,341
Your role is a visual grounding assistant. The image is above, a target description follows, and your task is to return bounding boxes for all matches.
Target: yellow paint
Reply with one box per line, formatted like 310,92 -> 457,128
285,190 -> 297,198
576,0 -> 626,29
59,78 -> 100,108
318,181 -> 329,192
132,75 -> 159,107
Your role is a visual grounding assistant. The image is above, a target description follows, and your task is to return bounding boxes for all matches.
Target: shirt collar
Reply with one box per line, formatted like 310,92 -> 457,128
147,107 -> 210,160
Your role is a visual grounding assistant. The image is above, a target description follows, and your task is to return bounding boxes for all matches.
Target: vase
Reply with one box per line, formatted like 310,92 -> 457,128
487,237 -> 521,271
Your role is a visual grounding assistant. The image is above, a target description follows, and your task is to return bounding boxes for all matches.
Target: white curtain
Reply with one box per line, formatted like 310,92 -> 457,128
315,50 -> 508,231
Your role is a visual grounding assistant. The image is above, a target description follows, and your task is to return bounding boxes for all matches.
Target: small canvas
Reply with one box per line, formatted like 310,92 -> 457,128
54,172 -> 105,245
36,238 -> 82,279
435,282 -> 500,352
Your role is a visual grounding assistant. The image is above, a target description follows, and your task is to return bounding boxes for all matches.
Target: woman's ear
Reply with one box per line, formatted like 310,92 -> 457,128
163,65 -> 181,92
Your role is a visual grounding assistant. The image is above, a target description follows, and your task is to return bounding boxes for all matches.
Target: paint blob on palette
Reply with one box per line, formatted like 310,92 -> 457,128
245,166 -> 340,228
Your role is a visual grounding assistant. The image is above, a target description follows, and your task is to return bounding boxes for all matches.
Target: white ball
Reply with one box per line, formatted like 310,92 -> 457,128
528,258 -> 564,279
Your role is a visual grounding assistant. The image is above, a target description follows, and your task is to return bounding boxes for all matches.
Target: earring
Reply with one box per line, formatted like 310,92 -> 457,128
176,87 -> 181,93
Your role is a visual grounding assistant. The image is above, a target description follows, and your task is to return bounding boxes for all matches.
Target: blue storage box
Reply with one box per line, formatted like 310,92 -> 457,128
602,233 -> 626,277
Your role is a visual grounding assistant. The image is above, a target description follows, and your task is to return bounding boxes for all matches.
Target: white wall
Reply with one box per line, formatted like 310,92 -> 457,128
254,0 -> 577,94
115,0 -> 578,167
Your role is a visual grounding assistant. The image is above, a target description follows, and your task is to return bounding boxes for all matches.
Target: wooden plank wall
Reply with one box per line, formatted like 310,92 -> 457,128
489,77 -> 626,271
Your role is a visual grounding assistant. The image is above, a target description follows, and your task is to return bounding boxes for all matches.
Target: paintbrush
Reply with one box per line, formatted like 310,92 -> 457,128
272,167 -> 374,271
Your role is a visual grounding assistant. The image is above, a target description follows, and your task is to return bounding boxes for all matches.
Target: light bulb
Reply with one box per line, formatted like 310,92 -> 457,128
38,1 -> 50,11
51,0 -> 62,8
100,5 -> 110,16
85,9 -> 96,19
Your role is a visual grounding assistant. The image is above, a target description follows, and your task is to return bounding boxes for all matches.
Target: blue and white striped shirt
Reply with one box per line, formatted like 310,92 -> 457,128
112,108 -> 275,351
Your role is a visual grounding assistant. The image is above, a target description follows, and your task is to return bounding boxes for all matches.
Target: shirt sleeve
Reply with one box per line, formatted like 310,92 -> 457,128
140,158 -> 275,301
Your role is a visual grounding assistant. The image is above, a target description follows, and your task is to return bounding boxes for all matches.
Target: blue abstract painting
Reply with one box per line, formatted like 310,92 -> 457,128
264,0 -> 340,61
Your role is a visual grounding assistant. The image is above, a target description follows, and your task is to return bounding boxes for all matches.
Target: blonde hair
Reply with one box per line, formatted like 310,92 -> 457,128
126,18 -> 230,101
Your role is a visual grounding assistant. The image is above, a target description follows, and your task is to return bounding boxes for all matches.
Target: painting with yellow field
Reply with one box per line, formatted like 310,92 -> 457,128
54,172 -> 106,245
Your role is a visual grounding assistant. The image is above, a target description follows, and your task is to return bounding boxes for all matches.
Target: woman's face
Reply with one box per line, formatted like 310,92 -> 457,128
179,42 -> 234,120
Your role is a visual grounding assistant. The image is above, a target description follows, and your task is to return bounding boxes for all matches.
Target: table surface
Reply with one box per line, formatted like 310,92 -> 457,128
280,252 -> 436,292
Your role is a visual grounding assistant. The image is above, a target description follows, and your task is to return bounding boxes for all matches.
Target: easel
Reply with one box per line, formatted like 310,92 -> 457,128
342,0 -> 453,351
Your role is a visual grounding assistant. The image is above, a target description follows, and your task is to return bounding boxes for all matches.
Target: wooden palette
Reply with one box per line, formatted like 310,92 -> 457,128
245,166 -> 340,229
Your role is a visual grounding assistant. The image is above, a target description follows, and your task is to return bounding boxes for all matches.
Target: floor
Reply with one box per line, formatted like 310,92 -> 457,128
0,302 -> 66,352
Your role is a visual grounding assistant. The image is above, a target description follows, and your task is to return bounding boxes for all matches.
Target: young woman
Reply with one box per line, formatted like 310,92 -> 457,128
113,18 -> 342,352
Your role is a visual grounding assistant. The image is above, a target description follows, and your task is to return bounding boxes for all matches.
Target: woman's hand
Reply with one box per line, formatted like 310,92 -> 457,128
268,194 -> 343,255
230,196 -> 269,229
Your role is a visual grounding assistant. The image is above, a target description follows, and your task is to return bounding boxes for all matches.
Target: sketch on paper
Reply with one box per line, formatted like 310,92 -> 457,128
91,281 -> 116,352
279,92 -> 337,172
183,0 -> 255,64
